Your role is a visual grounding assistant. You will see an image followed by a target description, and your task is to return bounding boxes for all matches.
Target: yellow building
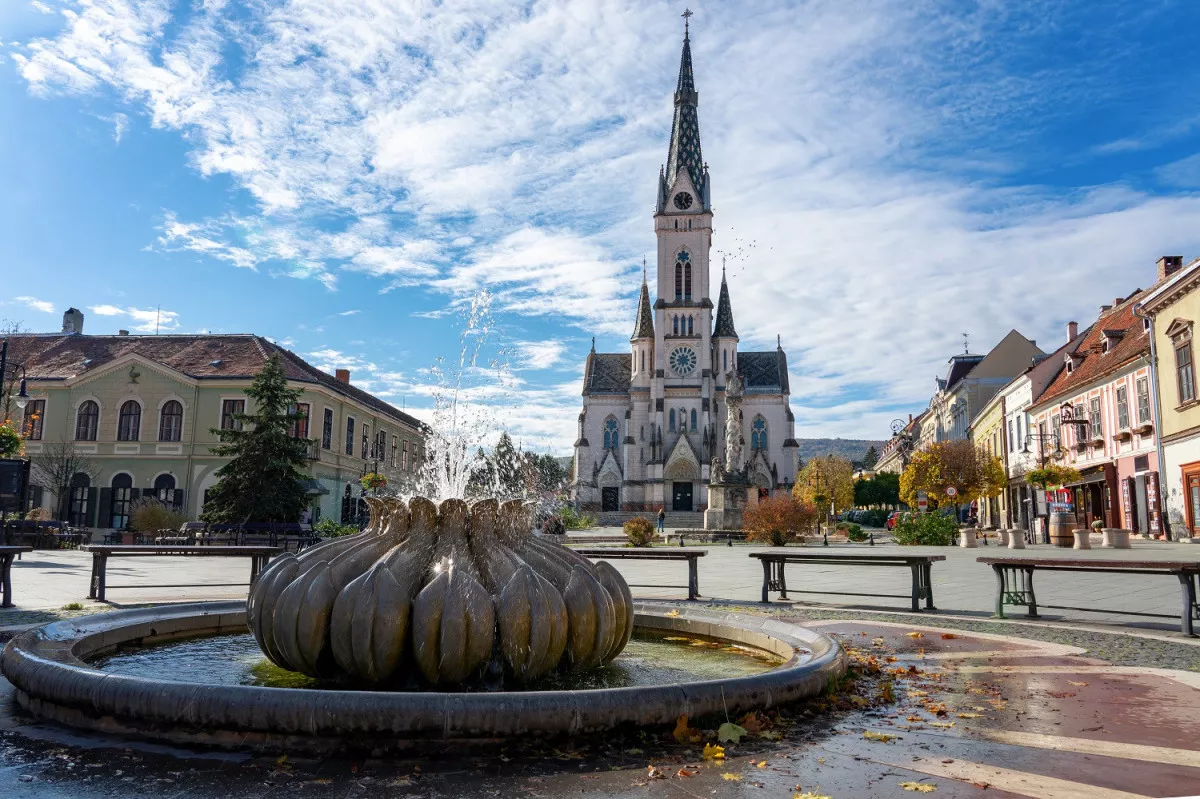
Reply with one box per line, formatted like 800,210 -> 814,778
1139,255 -> 1200,541
968,389 -> 1007,528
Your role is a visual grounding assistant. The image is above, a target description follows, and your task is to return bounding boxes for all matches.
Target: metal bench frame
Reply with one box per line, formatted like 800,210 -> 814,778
81,545 -> 281,602
750,552 -> 946,611
571,548 -> 706,600
0,546 -> 34,608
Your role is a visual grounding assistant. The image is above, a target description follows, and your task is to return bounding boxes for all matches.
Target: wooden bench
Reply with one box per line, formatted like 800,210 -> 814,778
0,546 -> 34,608
978,556 -> 1200,636
81,545 -> 281,602
572,547 -> 707,600
751,551 -> 946,611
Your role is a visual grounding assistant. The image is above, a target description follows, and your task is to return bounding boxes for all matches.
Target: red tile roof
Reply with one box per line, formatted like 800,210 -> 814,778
11,333 -> 423,430
1036,292 -> 1149,408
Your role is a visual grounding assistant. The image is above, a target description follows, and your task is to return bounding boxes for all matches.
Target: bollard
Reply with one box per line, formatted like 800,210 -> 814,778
822,529 -> 829,547
869,531 -> 875,546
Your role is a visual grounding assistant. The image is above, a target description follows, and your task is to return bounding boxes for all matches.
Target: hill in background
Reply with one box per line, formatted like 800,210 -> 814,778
796,438 -> 885,465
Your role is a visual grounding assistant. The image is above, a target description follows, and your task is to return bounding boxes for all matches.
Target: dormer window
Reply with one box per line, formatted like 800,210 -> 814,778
210,359 -> 223,367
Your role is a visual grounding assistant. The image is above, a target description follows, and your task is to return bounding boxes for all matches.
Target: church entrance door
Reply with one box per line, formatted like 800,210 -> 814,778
672,482 -> 693,512
601,487 -> 619,512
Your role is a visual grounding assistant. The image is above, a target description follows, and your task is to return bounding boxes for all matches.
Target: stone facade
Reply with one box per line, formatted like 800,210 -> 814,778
570,27 -> 798,514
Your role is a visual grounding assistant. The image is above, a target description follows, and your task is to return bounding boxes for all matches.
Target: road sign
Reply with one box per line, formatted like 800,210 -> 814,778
946,486 -> 958,498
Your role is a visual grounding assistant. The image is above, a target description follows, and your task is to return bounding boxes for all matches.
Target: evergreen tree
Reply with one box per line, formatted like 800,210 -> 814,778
863,445 -> 879,469
492,432 -> 523,498
201,353 -> 310,524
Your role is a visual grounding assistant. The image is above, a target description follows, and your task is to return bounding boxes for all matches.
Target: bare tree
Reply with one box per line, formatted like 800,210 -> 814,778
31,440 -> 100,520
1,318 -> 32,426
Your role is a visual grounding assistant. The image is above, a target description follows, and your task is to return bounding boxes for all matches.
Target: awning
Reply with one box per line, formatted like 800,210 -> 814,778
299,479 -> 330,496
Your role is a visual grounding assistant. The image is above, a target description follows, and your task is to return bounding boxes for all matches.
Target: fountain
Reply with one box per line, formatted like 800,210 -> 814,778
0,291 -> 845,748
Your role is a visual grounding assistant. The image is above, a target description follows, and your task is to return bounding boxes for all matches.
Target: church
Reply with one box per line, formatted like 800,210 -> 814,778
571,19 -> 799,514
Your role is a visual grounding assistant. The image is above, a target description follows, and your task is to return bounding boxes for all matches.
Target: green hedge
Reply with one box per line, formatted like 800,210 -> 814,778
892,512 -> 957,546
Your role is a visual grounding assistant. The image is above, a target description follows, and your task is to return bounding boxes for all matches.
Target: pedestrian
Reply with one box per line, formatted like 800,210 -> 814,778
657,507 -> 666,534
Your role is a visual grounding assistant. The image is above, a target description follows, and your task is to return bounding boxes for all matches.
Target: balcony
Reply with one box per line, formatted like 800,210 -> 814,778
304,438 -> 321,461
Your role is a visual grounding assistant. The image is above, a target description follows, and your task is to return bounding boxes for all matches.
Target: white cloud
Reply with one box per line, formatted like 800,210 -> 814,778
13,296 -> 55,313
88,304 -> 180,333
30,1 -> 54,15
110,111 -> 128,143
514,339 -> 568,370
335,309 -> 360,317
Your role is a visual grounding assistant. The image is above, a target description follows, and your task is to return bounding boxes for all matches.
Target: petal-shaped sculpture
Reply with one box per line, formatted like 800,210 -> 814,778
249,497 -> 632,686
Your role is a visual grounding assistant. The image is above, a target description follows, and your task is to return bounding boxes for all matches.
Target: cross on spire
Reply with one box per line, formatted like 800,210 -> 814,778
682,7 -> 693,37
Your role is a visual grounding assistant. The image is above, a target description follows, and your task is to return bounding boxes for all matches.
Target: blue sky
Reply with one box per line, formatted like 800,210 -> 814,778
3,0 -> 1200,453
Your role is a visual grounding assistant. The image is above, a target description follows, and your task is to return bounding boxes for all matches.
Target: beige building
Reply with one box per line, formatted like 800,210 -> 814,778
968,391 -> 1008,528
1138,255 -> 1200,541
9,309 -> 425,529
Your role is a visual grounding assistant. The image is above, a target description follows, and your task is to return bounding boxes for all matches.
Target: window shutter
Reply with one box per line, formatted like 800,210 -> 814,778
172,488 -> 185,513
97,488 -> 113,528
85,487 -> 99,528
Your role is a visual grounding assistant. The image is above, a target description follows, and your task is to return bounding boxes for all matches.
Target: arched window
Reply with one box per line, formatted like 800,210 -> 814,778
687,316 -> 694,335
110,473 -> 133,530
684,264 -> 692,300
751,417 -> 768,450
154,473 -> 177,504
75,400 -> 99,441
117,401 -> 141,441
159,400 -> 183,442
603,417 -> 619,450
690,409 -> 697,431
640,350 -> 645,372
675,262 -> 683,300
673,315 -> 679,335
723,350 -> 727,372
669,409 -> 676,432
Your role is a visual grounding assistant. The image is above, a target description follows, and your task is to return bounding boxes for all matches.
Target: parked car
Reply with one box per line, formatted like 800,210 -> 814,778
885,511 -> 900,530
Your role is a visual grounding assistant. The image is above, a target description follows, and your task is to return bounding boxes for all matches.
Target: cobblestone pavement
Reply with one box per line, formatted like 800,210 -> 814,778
2,613 -> 1198,798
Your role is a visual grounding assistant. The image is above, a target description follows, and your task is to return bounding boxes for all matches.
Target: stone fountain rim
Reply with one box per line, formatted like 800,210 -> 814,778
0,601 -> 846,746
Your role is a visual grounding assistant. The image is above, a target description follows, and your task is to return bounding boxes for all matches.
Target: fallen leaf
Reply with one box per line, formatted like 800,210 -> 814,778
739,711 -> 769,733
753,760 -> 768,768
647,765 -> 666,780
900,781 -> 937,792
864,730 -> 897,743
675,767 -> 695,778
906,631 -> 925,639
795,793 -> 832,799
673,715 -> 702,744
939,633 -> 958,640
721,773 -> 742,781
1068,681 -> 1089,687
930,721 -> 955,729
664,609 -> 680,617
718,722 -> 749,743
906,715 -> 924,722
956,713 -> 984,719
703,743 -> 725,761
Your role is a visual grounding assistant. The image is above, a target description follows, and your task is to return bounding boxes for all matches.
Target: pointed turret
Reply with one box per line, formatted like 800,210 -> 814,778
713,266 -> 737,339
631,270 -> 655,340
658,14 -> 709,212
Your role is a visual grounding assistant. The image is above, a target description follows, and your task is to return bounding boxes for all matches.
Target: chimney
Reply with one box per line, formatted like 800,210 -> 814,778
62,307 -> 84,334
118,329 -> 129,336
1157,255 -> 1184,282
1067,321 -> 1078,341
335,369 -> 351,384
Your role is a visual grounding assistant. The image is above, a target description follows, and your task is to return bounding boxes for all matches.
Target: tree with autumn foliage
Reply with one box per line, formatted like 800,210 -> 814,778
793,455 -> 855,517
900,440 -> 1005,516
744,495 -> 818,546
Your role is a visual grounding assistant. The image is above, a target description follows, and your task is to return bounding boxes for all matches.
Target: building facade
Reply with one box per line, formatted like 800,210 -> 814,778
1138,255 -> 1200,541
571,25 -> 798,513
968,390 -> 1007,528
11,310 -> 425,529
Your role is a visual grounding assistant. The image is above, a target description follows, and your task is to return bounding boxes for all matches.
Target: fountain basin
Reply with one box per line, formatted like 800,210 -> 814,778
1,601 -> 845,749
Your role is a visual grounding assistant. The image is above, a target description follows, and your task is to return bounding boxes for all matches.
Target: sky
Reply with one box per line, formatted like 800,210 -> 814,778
2,0 -> 1200,454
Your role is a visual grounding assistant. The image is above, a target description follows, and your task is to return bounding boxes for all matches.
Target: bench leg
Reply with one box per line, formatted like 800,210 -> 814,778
1,554 -> 13,608
909,564 -> 921,612
96,554 -> 108,603
687,558 -> 698,601
992,565 -> 1007,619
88,553 -> 99,600
1023,568 -> 1039,618
923,562 -> 937,611
760,558 -> 771,603
1178,572 -> 1198,637
776,560 -> 788,600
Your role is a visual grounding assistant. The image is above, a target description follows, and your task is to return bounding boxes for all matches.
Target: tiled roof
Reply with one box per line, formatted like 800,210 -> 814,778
13,333 -> 423,430
1037,292 -> 1149,407
660,29 -> 709,212
713,272 -> 737,338
738,351 -> 789,393
630,279 -> 655,340
584,353 -> 632,394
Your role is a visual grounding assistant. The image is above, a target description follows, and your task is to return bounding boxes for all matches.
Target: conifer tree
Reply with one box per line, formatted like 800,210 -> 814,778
492,432 -> 523,498
863,445 -> 879,469
202,353 -> 310,523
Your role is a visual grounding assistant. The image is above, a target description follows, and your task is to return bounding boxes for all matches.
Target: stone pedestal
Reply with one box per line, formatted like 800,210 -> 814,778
1072,529 -> 1092,550
1007,529 -> 1026,550
705,481 -> 749,531
959,528 -> 978,548
1101,528 -> 1132,549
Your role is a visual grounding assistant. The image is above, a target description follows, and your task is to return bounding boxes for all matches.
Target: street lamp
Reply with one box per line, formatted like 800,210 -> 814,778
1023,430 -> 1063,467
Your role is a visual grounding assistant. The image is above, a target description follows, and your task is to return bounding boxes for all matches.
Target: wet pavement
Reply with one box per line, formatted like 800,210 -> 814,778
2,609 -> 1198,798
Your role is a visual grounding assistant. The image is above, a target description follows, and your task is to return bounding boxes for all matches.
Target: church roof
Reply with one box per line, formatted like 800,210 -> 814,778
713,269 -> 737,338
662,25 -> 709,211
583,352 -> 632,395
738,351 -> 790,394
630,277 -> 655,340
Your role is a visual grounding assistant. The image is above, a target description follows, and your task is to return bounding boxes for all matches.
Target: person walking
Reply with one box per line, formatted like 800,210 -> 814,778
657,507 -> 666,534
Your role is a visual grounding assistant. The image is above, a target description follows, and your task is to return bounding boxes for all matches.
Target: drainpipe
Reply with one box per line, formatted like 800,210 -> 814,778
1132,303 -> 1171,540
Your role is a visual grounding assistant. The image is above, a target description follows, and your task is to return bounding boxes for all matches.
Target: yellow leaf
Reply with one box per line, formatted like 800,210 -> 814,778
956,712 -> 984,719
673,714 -> 701,744
864,730 -> 897,743
939,633 -> 958,639
1068,681 -> 1089,687
795,793 -> 833,799
900,781 -> 937,792
930,721 -> 955,729
675,767 -> 695,778
753,760 -> 768,768
906,631 -> 925,638
702,743 -> 725,761
664,609 -> 680,617
646,765 -> 666,780
721,773 -> 742,781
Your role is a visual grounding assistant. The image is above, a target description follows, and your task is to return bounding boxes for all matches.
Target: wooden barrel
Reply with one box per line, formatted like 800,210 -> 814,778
1048,511 -> 1075,548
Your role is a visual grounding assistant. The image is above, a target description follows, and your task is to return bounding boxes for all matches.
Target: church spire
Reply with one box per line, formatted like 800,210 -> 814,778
713,263 -> 738,338
630,264 -> 655,340
659,10 -> 708,212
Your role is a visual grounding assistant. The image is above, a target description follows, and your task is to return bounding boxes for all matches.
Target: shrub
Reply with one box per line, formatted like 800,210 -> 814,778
836,521 -> 863,538
25,507 -> 47,522
623,516 -> 655,547
745,496 -> 816,547
128,498 -> 186,533
313,518 -> 359,538
892,512 -> 957,546
861,509 -> 890,528
541,515 -> 566,535
561,505 -> 597,530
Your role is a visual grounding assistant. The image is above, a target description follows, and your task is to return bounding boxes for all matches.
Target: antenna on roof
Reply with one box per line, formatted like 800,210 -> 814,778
156,306 -> 161,336
962,332 -> 970,355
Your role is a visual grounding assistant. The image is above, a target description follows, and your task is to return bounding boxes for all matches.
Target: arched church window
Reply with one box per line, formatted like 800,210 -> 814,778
603,418 -> 619,450
684,264 -> 692,300
672,316 -> 679,335
723,349 -> 727,372
640,350 -> 645,371
690,409 -> 697,431
751,417 -> 768,450
675,263 -> 683,299
687,316 -> 694,335
668,409 -> 676,431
